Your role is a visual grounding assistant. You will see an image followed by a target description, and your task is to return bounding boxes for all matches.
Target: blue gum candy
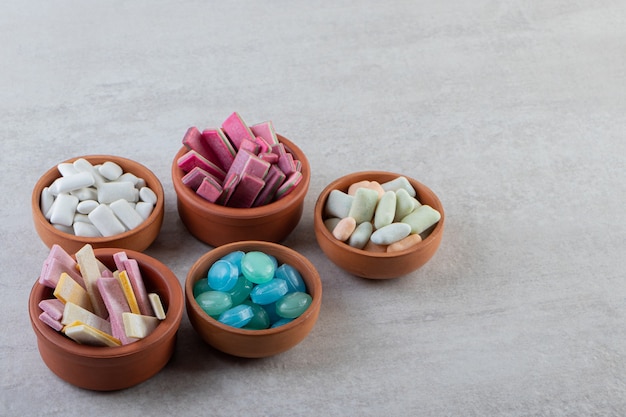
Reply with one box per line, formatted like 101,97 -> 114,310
219,304 -> 254,328
250,278 -> 288,305
195,291 -> 232,317
242,301 -> 271,330
193,278 -> 211,298
275,292 -> 312,319
228,275 -> 254,305
274,263 -> 306,293
208,259 -> 239,292
220,250 -> 244,272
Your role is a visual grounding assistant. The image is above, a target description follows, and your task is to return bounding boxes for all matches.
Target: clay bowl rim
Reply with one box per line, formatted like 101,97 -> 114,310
171,134 -> 311,221
31,154 -> 165,247
29,248 -> 184,359
314,170 -> 445,258
185,240 -> 322,337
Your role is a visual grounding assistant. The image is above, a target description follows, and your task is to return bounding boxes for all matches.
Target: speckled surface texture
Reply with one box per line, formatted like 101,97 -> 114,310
2,1 -> 626,416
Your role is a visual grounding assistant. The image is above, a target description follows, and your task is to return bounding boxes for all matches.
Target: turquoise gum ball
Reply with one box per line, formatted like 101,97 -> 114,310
208,260 -> 239,291
241,251 -> 276,284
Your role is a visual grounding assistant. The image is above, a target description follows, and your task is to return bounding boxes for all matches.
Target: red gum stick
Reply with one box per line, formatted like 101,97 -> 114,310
196,176 -> 223,203
250,121 -> 279,145
182,126 -> 217,162
201,128 -> 236,171
182,166 -> 219,191
226,173 -> 265,208
221,112 -> 255,150
177,150 -> 226,181
253,165 -> 286,207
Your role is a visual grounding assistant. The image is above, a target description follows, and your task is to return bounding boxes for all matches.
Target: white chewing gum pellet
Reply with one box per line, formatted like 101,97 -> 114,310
54,272 -> 94,312
98,161 -> 123,181
73,158 -> 106,188
370,222 -> 412,245
139,187 -> 157,205
116,172 -> 139,186
62,302 -> 112,335
63,322 -> 121,347
88,204 -> 127,237
401,205 -> 441,235
387,233 -> 423,253
348,188 -> 379,224
332,216 -> 357,241
49,193 -> 79,227
53,171 -> 95,194
394,189 -> 417,222
76,199 -> 99,214
381,176 -> 416,197
122,312 -> 160,339
70,187 -> 98,201
148,293 -> 166,320
374,191 -> 397,230
325,190 -> 353,219
135,201 -> 154,220
52,224 -> 74,234
348,221 -> 373,249
57,162 -> 79,177
40,187 -> 54,219
73,213 -> 91,223
97,182 -> 138,204
73,221 -> 101,237
117,270 -> 141,315
347,180 -> 370,196
75,244 -> 109,318
110,199 -> 144,230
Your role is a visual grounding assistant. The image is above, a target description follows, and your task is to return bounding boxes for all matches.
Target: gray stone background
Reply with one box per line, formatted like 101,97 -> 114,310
1,1 -> 625,416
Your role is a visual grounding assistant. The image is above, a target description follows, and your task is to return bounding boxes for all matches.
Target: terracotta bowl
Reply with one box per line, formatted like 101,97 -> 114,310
32,155 -> 165,254
28,248 -> 184,391
314,171 -> 445,279
171,134 -> 310,247
185,241 -> 322,358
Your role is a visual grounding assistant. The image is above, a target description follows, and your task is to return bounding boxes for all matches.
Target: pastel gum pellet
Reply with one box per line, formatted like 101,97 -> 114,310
122,312 -> 160,339
122,258 -> 154,316
370,222 -> 412,245
38,298 -> 65,321
97,277 -> 136,345
49,193 -> 79,227
61,302 -> 112,335
374,191 -> 397,229
88,204 -> 127,237
387,233 -> 423,253
324,217 -> 341,232
325,190 -> 353,219
54,273 -> 94,312
148,293 -> 166,320
381,176 -> 416,197
221,111 -> 255,150
332,217 -> 356,241
347,180 -> 370,196
63,322 -> 121,347
110,199 -> 145,230
348,221 -> 373,249
75,244 -> 109,318
347,187 -> 379,224
98,161 -> 123,181
394,188 -> 418,222
363,240 -> 388,253
401,204 -> 441,235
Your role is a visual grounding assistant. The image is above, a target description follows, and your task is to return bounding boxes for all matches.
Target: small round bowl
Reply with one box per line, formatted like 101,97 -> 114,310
28,248 -> 184,391
314,171 -> 445,279
32,155 -> 165,254
171,134 -> 310,247
185,241 -> 322,358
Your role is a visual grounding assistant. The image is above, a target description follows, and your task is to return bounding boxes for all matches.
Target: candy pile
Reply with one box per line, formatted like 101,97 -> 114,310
194,250 -> 312,329
40,159 -> 158,237
38,244 -> 166,347
178,112 -> 303,208
324,176 -> 441,252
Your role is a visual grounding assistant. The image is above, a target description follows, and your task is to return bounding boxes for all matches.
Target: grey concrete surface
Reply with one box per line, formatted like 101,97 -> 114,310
2,1 -> 625,416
